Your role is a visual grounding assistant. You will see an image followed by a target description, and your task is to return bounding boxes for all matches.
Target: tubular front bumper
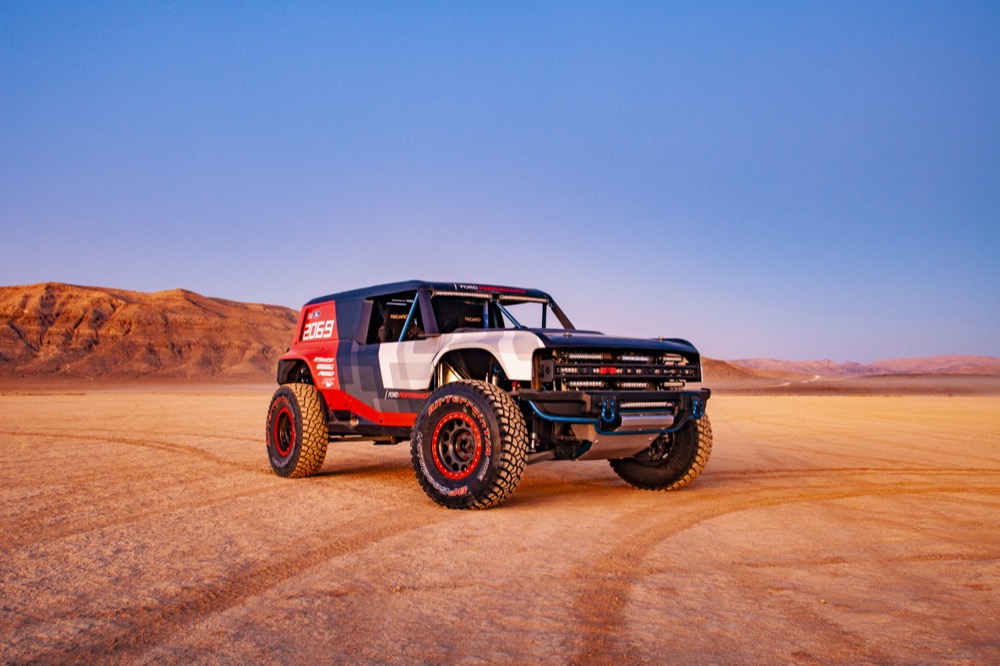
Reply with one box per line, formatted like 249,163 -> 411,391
519,388 -> 710,460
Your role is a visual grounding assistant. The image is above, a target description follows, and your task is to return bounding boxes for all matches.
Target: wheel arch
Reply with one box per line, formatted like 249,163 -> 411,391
429,332 -> 541,387
277,357 -> 314,385
432,347 -> 509,388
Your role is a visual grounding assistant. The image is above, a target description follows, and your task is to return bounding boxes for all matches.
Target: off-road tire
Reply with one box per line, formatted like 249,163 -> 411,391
609,414 -> 712,491
411,380 -> 527,509
266,383 -> 329,478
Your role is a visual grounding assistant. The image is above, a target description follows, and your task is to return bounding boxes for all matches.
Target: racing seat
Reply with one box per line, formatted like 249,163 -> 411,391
379,305 -> 411,342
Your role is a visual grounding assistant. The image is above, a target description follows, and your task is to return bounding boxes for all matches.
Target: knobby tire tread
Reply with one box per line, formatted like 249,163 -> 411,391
610,414 -> 712,491
411,380 -> 527,510
267,382 -> 329,478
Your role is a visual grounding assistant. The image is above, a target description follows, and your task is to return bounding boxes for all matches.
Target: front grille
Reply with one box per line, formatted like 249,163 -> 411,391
540,349 -> 700,391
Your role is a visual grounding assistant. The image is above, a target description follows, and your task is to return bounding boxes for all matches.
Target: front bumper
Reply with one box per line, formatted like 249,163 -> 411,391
518,388 -> 710,460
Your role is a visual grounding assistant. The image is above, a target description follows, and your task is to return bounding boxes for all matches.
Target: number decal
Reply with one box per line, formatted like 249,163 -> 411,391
302,319 -> 336,341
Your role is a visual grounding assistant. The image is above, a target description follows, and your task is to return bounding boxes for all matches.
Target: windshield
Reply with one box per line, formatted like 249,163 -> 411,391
495,300 -> 554,329
430,292 -> 574,332
496,294 -> 573,330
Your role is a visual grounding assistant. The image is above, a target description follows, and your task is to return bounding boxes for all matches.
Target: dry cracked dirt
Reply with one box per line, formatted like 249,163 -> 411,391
1,386 -> 998,664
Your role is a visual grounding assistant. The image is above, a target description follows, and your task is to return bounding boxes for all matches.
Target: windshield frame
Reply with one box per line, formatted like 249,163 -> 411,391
429,290 -> 575,332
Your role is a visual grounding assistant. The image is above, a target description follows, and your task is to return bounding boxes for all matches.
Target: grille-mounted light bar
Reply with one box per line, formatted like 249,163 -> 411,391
565,380 -> 605,389
620,354 -> 651,363
566,352 -> 607,361
618,381 -> 653,389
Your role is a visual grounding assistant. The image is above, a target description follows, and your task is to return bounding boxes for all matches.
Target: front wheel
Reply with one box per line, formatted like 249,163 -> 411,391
411,380 -> 527,509
610,414 -> 712,491
265,383 -> 329,478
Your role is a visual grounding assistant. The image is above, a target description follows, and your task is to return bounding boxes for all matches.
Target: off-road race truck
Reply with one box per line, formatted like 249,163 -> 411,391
265,281 -> 712,509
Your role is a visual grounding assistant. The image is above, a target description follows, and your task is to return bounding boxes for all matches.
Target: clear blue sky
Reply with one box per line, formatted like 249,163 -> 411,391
2,2 -> 998,362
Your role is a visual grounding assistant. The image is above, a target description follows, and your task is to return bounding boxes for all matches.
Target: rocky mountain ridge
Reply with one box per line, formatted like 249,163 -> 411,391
0,282 -> 297,381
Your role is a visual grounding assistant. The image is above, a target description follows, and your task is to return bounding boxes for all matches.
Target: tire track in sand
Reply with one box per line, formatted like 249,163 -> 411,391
0,482 -> 285,549
14,509 -> 446,665
565,475 -> 1000,664
0,428 -> 267,475
0,429 -> 415,549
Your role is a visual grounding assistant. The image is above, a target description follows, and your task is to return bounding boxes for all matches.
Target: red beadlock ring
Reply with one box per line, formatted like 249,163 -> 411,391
273,405 -> 296,458
431,411 -> 482,480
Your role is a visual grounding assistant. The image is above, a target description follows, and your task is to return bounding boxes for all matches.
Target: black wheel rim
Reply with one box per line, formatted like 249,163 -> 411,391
431,412 -> 482,480
274,407 -> 295,458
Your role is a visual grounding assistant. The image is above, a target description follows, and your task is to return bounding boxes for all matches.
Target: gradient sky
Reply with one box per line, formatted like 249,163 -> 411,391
2,2 -> 998,363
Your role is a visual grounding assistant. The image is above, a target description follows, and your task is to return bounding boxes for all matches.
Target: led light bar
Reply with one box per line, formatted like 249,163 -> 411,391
618,381 -> 652,389
498,295 -> 549,304
567,352 -> 606,361
566,380 -> 604,388
432,290 -> 492,299
620,354 -> 651,363
621,401 -> 674,410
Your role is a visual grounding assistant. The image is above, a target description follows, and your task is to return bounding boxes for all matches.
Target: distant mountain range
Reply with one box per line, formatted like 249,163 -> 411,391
0,282 -> 296,381
1,283 -> 997,382
726,356 -> 1000,377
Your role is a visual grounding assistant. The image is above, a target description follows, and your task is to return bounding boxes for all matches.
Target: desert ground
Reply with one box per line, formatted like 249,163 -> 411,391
1,382 -> 998,665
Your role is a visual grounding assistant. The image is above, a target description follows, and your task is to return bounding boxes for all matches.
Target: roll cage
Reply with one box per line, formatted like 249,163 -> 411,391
357,287 -> 575,345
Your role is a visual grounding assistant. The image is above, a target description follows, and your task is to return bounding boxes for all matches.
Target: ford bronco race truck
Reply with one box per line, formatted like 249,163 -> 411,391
265,281 -> 712,509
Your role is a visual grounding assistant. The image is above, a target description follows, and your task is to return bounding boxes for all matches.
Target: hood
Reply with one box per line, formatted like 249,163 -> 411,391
530,330 -> 700,356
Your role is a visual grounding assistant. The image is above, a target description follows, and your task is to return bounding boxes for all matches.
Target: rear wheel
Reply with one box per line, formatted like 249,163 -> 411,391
411,380 -> 527,509
265,383 -> 329,478
610,414 -> 712,491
